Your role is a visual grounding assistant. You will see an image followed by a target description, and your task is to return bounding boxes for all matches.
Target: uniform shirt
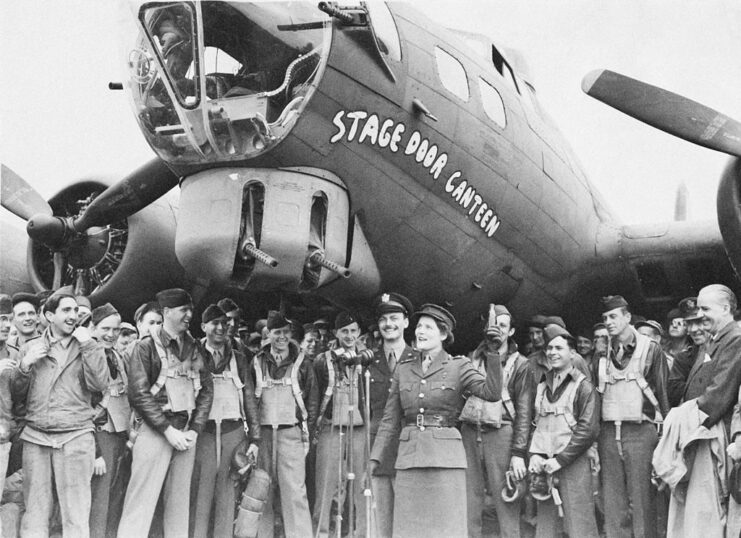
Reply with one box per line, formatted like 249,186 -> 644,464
532,367 -> 599,468
127,328 -> 214,435
528,349 -> 591,394
684,320 -> 741,432
605,330 -> 670,420
202,341 -> 260,444
467,340 -> 533,458
251,342 -> 318,432
371,348 -> 502,470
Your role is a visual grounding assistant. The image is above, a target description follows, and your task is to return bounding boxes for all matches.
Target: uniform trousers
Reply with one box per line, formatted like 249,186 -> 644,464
599,421 -> 658,538
534,453 -> 598,538
257,425 -> 312,538
191,424 -> 245,538
21,433 -> 95,538
314,425 -> 367,537
117,422 -> 196,538
461,423 -> 521,538
370,474 -> 394,538
89,430 -> 128,538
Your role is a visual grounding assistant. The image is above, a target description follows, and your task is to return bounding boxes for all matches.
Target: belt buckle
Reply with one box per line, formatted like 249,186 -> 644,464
265,378 -> 274,388
416,413 -> 424,430
432,414 -> 443,427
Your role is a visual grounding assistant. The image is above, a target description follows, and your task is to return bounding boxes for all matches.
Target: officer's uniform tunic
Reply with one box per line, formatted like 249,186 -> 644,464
371,348 -> 502,538
368,344 -> 413,538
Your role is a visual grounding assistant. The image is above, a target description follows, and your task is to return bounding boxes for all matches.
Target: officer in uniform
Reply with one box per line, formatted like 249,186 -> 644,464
118,288 -> 214,538
528,325 -> 599,538
667,297 -> 707,407
370,303 -> 502,538
460,304 -> 532,538
367,292 -> 414,538
8,292 -> 40,348
191,304 -> 260,538
252,311 -> 317,538
598,295 -> 669,538
89,303 -> 130,538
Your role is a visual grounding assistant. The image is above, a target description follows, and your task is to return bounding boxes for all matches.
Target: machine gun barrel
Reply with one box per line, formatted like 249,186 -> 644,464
309,250 -> 350,278
242,242 -> 279,268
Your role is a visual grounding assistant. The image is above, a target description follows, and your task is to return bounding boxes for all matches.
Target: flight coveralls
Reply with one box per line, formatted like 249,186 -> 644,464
118,328 -> 214,538
460,340 -> 532,538
368,344 -> 414,538
90,347 -> 130,538
313,349 -> 368,537
529,368 -> 599,538
191,342 -> 260,538
597,329 -> 669,538
370,348 -> 502,538
252,343 -> 318,538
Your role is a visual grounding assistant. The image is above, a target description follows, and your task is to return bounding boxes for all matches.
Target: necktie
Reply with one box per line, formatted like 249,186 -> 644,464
213,349 -> 222,366
422,354 -> 432,374
388,351 -> 397,372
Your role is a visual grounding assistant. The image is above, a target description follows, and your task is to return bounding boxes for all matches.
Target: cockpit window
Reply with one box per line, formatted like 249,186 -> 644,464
478,79 -> 506,128
364,2 -> 401,61
434,47 -> 469,101
126,2 -> 331,164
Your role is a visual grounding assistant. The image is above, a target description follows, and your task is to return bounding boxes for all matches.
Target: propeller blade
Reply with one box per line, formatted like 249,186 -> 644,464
582,69 -> 741,157
72,159 -> 179,232
1,165 -> 52,220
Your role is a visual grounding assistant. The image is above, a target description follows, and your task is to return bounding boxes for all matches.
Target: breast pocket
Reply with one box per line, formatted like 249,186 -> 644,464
399,382 -> 418,408
430,381 -> 457,392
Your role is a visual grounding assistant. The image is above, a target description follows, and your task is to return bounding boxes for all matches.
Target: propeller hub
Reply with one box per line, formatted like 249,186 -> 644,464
67,227 -> 110,269
26,213 -> 70,249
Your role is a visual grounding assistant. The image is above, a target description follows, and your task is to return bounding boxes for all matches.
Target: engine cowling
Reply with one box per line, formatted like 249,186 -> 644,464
27,181 -> 187,318
716,157 -> 741,278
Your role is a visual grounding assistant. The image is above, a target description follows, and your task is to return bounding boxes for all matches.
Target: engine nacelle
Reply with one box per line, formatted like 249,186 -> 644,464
716,157 -> 741,278
27,181 -> 186,318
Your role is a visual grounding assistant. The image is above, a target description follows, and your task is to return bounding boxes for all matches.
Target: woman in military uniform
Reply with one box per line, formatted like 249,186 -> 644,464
369,304 -> 503,537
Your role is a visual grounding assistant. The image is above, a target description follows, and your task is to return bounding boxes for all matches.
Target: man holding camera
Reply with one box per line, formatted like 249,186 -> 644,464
461,304 -> 532,538
313,311 -> 372,537
12,290 -> 109,537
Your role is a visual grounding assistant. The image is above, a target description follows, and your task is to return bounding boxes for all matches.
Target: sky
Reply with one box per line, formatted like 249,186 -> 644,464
2,1 -> 740,224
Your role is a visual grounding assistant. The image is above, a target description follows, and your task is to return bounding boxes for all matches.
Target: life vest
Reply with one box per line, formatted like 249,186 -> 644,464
326,358 -> 363,427
529,371 -> 585,458
598,331 -> 662,424
150,328 -> 203,414
254,352 -> 308,427
459,350 -> 519,427
208,350 -> 245,423
100,348 -> 131,433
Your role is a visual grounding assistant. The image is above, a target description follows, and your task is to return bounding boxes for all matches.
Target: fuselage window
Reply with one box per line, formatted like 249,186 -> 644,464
478,79 -> 506,128
434,47 -> 469,101
365,2 -> 401,61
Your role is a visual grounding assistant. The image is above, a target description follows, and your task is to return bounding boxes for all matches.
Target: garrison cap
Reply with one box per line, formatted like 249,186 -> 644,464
527,314 -> 548,329
202,304 -> 227,324
156,288 -> 192,309
255,319 -> 267,334
266,311 -> 290,331
92,303 -> 119,325
543,324 -> 573,345
601,295 -> 629,313
44,286 -> 75,312
334,311 -> 359,331
36,290 -> 54,307
374,292 -> 414,318
119,322 -> 137,335
76,295 -> 92,310
666,308 -> 683,323
414,303 -> 456,331
217,298 -> 239,314
491,304 -> 512,318
678,297 -> 703,321
0,295 -> 12,315
593,322 -> 606,331
542,315 -> 566,329
635,319 -> 664,336
12,292 -> 39,310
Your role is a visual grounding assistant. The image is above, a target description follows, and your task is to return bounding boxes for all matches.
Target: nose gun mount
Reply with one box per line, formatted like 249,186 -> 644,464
175,168 -> 378,302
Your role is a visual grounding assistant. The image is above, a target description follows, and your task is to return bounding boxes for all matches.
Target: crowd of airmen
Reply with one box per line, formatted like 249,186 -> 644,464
0,282 -> 741,538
